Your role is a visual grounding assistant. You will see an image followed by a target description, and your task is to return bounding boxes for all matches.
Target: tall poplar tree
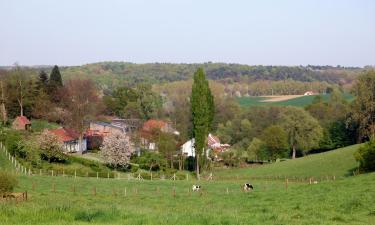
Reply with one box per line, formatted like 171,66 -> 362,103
191,68 -> 214,178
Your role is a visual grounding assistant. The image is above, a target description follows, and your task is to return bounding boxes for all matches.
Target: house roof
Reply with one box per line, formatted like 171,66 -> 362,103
14,116 -> 31,125
49,128 -> 80,142
142,119 -> 167,132
207,133 -> 220,147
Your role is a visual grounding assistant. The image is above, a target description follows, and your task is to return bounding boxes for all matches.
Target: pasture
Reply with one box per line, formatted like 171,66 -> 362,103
212,144 -> 361,180
1,144 -> 374,225
237,93 -> 354,107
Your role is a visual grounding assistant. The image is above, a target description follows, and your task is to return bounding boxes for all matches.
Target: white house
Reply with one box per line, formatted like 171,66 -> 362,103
304,91 -> 315,96
181,134 -> 230,159
49,128 -> 87,153
181,139 -> 195,157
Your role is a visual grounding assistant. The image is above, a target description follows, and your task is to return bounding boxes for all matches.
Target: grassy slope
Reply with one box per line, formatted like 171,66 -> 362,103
0,146 -> 14,171
213,144 -> 361,179
0,172 -> 373,225
238,93 -> 354,107
0,144 -> 374,224
31,120 -> 60,132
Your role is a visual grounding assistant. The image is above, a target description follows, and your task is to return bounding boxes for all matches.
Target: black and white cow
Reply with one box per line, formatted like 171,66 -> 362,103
192,185 -> 201,192
243,183 -> 254,191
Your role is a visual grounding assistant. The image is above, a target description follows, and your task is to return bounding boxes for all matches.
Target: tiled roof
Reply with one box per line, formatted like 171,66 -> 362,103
142,119 -> 167,132
15,116 -> 31,125
49,128 -> 80,142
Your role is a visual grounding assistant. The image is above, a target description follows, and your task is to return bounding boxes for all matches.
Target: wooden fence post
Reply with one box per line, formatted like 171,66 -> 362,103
39,169 -> 42,176
186,173 -> 188,181
285,178 -> 289,191
173,187 -> 176,198
151,172 -> 153,181
124,187 -> 127,197
226,187 -> 229,195
74,170 -> 77,179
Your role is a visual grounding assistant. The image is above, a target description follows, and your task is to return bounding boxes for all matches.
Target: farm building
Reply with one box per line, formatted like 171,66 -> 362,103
12,116 -> 31,130
88,121 -> 126,136
49,128 -> 87,153
181,133 -> 230,160
88,119 -> 141,136
140,119 -> 179,150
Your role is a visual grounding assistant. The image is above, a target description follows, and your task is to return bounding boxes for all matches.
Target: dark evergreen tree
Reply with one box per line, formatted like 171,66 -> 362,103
49,65 -> 63,87
36,70 -> 49,91
48,65 -> 63,103
191,68 -> 214,178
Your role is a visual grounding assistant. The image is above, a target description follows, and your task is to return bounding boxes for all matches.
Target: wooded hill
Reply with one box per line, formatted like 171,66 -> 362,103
31,62 -> 364,89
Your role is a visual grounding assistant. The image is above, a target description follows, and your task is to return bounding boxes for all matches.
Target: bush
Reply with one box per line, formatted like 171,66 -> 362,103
355,140 -> 375,172
4,130 -> 22,156
0,171 -> 18,196
131,152 -> 167,171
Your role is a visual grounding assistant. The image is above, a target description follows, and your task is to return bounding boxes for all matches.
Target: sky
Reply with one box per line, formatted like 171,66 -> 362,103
0,0 -> 374,67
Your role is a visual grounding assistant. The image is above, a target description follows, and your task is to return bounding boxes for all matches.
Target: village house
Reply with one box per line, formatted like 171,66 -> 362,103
12,116 -> 31,130
140,119 -> 179,150
181,133 -> 230,161
88,119 -> 141,136
304,91 -> 315,96
49,128 -> 87,153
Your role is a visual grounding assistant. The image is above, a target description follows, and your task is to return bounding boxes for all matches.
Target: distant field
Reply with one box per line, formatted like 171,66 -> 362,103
237,93 -> 354,107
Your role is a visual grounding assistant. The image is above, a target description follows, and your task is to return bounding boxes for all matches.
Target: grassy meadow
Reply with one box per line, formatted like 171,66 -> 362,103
1,144 -> 375,225
212,144 -> 361,180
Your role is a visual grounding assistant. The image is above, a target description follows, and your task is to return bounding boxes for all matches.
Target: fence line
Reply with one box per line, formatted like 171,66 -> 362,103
0,142 -> 340,183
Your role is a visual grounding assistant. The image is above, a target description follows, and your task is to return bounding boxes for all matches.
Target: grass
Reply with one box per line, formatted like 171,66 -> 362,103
0,172 -> 374,224
212,144 -> 361,180
238,93 -> 354,108
1,144 -> 374,224
31,119 -> 60,132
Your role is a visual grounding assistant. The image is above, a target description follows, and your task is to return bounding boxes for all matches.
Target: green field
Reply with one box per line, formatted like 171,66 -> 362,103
1,144 -> 375,224
212,144 -> 361,180
237,93 -> 354,107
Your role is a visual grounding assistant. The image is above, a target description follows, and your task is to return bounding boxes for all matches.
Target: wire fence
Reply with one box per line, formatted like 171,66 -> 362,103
0,142 -> 344,184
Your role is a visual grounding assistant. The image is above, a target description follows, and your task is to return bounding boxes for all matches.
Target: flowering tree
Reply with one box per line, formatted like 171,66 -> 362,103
100,131 -> 134,168
37,130 -> 66,162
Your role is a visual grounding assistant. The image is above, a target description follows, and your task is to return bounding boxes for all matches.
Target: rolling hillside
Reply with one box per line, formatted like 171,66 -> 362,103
1,144 -> 374,224
213,144 -> 361,179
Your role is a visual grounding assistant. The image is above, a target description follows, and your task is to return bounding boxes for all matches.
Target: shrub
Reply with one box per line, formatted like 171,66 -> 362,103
131,151 -> 167,171
355,140 -> 375,172
0,171 -> 18,196
4,130 -> 22,156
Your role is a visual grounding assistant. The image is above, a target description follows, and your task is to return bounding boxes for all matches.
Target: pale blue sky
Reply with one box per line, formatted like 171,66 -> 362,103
0,0 -> 374,66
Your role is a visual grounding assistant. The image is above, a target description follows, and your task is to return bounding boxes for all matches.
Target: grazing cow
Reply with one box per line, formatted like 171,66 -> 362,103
192,185 -> 201,192
243,183 -> 254,191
